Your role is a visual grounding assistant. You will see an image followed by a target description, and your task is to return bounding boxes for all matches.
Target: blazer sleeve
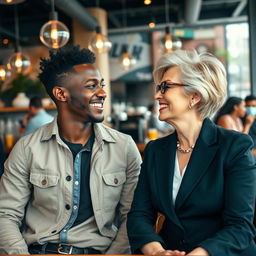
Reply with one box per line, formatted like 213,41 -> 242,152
199,133 -> 256,256
127,141 -> 166,253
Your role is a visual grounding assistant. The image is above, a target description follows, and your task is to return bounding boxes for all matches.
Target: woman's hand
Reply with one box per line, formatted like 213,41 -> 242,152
153,249 -> 186,255
141,242 -> 185,256
186,247 -> 210,256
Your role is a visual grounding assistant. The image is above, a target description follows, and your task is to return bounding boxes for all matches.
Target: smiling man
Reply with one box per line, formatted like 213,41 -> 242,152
0,46 -> 141,255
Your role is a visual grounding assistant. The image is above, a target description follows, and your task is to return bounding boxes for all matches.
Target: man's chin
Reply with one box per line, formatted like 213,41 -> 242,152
89,115 -> 104,123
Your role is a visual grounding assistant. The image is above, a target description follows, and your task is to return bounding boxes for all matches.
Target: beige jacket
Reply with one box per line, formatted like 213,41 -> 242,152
0,119 -> 141,254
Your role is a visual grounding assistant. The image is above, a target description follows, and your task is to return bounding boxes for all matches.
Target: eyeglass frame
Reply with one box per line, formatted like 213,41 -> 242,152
155,80 -> 189,94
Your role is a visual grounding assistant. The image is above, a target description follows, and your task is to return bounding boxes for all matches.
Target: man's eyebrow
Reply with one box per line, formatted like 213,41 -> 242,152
85,78 -> 104,83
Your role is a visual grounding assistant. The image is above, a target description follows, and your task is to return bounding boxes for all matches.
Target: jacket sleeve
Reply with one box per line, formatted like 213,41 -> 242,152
127,141 -> 166,253
0,138 -> 31,254
199,133 -> 256,256
106,136 -> 142,254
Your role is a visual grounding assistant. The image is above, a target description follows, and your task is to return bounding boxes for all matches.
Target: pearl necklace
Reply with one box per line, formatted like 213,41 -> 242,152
177,140 -> 194,153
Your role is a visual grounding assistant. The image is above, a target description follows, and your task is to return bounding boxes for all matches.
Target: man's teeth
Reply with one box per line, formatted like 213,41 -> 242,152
91,103 -> 103,108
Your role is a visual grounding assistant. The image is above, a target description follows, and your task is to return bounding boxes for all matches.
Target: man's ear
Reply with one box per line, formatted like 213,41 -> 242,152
52,86 -> 69,102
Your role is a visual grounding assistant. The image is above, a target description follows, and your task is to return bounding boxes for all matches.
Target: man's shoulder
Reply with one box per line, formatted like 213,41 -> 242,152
97,123 -> 133,140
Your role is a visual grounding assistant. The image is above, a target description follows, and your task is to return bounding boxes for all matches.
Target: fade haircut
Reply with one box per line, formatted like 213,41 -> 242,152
29,96 -> 42,109
153,49 -> 227,119
38,45 -> 96,101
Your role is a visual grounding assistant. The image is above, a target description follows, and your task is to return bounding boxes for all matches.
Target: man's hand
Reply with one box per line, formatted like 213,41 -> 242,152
152,249 -> 186,256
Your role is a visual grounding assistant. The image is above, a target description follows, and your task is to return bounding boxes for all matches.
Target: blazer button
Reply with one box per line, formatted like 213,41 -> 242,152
41,179 -> 47,185
66,175 -> 72,181
65,204 -> 71,210
114,178 -> 118,184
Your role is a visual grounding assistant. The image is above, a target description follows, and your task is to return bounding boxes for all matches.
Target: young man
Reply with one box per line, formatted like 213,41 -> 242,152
20,96 -> 54,136
0,46 -> 141,254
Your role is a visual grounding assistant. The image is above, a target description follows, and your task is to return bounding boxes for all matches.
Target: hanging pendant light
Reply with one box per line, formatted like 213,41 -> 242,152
8,4 -> 30,74
163,0 -> 182,53
119,46 -> 136,71
119,0 -> 136,70
0,62 -> 11,81
0,0 -> 26,5
39,0 -> 70,49
89,25 -> 112,54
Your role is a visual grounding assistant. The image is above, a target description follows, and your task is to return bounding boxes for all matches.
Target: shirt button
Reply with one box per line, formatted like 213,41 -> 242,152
63,229 -> 67,232
41,179 -> 47,185
65,204 -> 71,210
75,181 -> 79,185
66,175 -> 72,181
114,178 -> 118,184
73,205 -> 78,210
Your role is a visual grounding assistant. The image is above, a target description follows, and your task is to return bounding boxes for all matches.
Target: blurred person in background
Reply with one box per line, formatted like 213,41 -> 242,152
0,138 -> 4,178
244,95 -> 256,154
215,96 -> 254,133
127,49 -> 256,256
20,96 -> 54,136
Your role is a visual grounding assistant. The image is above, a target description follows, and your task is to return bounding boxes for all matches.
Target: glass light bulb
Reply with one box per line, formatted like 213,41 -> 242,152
89,33 -> 112,54
40,20 -> 70,49
8,51 -> 30,73
165,33 -> 173,52
0,0 -> 26,4
144,0 -> 152,5
119,52 -> 137,71
0,66 -> 6,80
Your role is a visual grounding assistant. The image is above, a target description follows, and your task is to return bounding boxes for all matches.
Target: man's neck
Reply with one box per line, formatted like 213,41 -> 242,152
57,114 -> 93,145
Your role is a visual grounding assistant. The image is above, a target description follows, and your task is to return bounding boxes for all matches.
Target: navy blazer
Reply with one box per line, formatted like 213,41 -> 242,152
127,118 -> 256,256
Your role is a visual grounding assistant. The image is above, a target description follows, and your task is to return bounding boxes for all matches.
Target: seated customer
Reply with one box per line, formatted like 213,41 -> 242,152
215,96 -> 254,133
127,50 -> 256,256
244,95 -> 256,153
0,138 -> 4,178
20,96 -> 54,136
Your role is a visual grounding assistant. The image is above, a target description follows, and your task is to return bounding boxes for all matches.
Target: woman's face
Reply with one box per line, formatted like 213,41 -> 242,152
235,100 -> 246,117
154,66 -> 191,122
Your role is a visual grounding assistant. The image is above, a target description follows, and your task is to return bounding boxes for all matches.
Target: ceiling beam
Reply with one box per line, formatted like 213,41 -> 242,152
232,0 -> 247,17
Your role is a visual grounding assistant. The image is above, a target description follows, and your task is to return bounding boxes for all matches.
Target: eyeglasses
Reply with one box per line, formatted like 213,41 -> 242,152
155,80 -> 189,94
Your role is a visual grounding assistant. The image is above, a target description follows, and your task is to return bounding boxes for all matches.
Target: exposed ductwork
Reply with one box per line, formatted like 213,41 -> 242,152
184,0 -> 202,24
54,0 -> 99,31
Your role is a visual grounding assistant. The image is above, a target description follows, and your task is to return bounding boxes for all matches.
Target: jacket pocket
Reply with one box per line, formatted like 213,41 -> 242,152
29,172 -> 60,211
30,173 -> 59,188
102,171 -> 126,210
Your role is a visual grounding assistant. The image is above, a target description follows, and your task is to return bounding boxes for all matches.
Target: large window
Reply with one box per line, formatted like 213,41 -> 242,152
226,23 -> 250,98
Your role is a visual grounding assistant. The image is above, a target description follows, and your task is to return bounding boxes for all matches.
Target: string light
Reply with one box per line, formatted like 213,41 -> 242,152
144,0 -> 151,5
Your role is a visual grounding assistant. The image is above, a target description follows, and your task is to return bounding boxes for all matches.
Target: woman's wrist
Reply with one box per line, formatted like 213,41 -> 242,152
141,241 -> 165,255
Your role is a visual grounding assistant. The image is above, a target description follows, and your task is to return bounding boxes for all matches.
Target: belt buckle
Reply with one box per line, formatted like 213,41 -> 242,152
57,244 -> 73,254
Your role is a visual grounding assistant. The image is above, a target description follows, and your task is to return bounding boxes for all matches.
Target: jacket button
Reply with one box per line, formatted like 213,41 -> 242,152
114,178 -> 118,184
65,204 -> 71,210
41,179 -> 47,185
66,175 -> 72,181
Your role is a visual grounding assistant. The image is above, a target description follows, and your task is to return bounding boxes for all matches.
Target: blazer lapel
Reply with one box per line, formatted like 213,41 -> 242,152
155,133 -> 184,230
175,119 -> 219,211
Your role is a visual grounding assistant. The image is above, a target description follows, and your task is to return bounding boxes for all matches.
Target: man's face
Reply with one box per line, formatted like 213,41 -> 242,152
64,64 -> 107,123
245,100 -> 256,107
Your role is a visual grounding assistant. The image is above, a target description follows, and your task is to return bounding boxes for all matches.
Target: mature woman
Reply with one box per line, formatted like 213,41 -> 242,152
215,96 -> 254,133
127,50 -> 256,256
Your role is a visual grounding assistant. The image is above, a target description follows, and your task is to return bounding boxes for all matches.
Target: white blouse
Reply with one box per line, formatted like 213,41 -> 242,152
172,152 -> 187,203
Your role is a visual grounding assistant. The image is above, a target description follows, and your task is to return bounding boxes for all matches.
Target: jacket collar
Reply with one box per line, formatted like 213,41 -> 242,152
41,117 -> 116,144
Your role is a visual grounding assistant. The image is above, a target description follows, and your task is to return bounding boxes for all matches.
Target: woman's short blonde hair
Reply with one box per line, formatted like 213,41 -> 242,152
153,49 -> 227,119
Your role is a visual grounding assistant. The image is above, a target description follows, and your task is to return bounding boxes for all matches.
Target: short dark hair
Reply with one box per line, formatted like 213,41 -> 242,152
38,45 -> 96,100
245,95 -> 256,102
29,96 -> 42,108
